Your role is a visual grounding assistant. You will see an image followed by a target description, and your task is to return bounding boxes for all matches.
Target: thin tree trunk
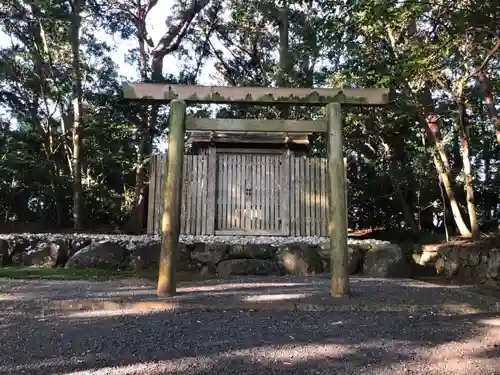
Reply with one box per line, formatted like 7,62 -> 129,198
386,19 -> 472,237
70,0 -> 85,229
457,95 -> 478,238
29,3 -> 62,226
477,71 -> 500,144
483,120 -> 493,223
131,19 -> 152,233
390,174 -> 419,234
380,140 -> 419,234
418,89 -> 472,237
277,3 -> 290,120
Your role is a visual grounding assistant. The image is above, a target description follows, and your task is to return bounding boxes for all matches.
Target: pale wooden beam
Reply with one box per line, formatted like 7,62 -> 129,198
157,99 -> 186,297
123,83 -> 390,105
326,102 -> 349,297
185,117 -> 326,132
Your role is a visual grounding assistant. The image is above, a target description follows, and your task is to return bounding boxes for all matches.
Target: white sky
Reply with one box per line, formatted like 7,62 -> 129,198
0,0 -> 216,82
103,0 -> 216,84
0,0 -> 217,145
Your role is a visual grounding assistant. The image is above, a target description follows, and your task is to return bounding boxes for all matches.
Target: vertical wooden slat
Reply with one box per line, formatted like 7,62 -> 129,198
232,155 -> 236,229
269,156 -> 275,231
183,156 -> 189,233
237,154 -> 242,229
152,155 -> 158,234
233,154 -> 238,228
256,155 -> 261,230
216,155 -> 222,230
218,154 -> 224,229
206,147 -> 216,234
223,154 -> 229,229
289,157 -> 295,235
295,156 -> 301,236
147,155 -> 156,234
316,159 -> 323,236
320,158 -> 326,236
219,154 -> 224,230
249,156 -> 254,230
232,154 -> 236,229
155,154 -> 166,234
242,155 -> 248,230
254,155 -> 259,230
191,155 -> 198,234
197,156 -> 204,234
267,155 -> 272,231
226,155 -> 231,229
262,155 -> 271,230
227,155 -> 232,228
180,155 -> 188,234
305,157 -> 311,236
256,155 -> 260,230
309,158 -> 315,235
276,154 -> 281,231
300,157 -> 307,236
197,156 -> 203,234
180,155 -> 187,234
185,155 -> 191,234
255,155 -> 259,230
186,155 -> 196,235
202,154 -> 209,234
190,155 -> 197,234
281,151 -> 290,235
314,159 -> 321,236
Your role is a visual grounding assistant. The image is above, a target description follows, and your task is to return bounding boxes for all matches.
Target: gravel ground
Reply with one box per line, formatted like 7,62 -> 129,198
1,276 -> 499,375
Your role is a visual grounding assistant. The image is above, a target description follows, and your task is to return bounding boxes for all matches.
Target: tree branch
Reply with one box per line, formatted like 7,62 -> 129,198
151,0 -> 211,60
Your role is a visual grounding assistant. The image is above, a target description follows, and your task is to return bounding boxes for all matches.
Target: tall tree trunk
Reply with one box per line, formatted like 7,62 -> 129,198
278,4 -> 289,87
418,88 -> 472,237
29,3 -> 63,226
457,95 -> 478,238
70,0 -> 85,229
128,0 -> 211,233
130,17 -> 152,233
482,120 -> 493,223
477,71 -> 500,144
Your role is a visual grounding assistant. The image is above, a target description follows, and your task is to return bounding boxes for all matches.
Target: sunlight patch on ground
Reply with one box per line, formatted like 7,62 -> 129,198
62,344 -> 356,375
422,333 -> 500,375
477,317 -> 500,326
64,308 -> 168,318
177,282 -> 306,293
84,289 -> 155,298
244,293 -> 310,302
0,293 -> 23,301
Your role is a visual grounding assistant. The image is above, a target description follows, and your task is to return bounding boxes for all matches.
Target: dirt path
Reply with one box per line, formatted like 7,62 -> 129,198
0,276 -> 499,375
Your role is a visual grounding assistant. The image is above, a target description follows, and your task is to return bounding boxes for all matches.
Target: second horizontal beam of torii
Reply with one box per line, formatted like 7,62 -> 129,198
122,83 -> 390,106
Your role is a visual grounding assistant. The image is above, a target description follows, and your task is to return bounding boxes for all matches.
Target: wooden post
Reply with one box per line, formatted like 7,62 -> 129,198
206,146 -> 217,234
326,102 -> 349,297
157,99 -> 186,297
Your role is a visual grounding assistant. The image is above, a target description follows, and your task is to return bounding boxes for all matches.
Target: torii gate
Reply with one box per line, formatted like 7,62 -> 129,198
122,83 -> 390,298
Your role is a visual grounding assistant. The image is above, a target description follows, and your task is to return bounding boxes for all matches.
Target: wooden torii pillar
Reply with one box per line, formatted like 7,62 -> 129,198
122,84 -> 390,297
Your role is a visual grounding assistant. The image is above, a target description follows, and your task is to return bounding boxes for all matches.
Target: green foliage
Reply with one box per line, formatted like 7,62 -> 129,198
0,0 -> 498,233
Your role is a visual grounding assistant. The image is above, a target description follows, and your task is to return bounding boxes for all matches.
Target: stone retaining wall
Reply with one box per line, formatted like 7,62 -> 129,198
1,233 -> 498,284
415,238 -> 500,287
0,234 -> 410,278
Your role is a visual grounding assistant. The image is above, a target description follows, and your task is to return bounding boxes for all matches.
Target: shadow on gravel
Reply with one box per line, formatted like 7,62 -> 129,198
1,277 -> 498,312
0,310 -> 499,374
0,277 -> 499,375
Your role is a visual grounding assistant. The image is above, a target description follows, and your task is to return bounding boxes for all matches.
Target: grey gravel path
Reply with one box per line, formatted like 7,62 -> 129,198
1,276 -> 499,375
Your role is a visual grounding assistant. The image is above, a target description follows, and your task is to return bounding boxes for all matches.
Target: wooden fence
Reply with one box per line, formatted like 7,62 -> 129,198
147,151 -> 331,236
